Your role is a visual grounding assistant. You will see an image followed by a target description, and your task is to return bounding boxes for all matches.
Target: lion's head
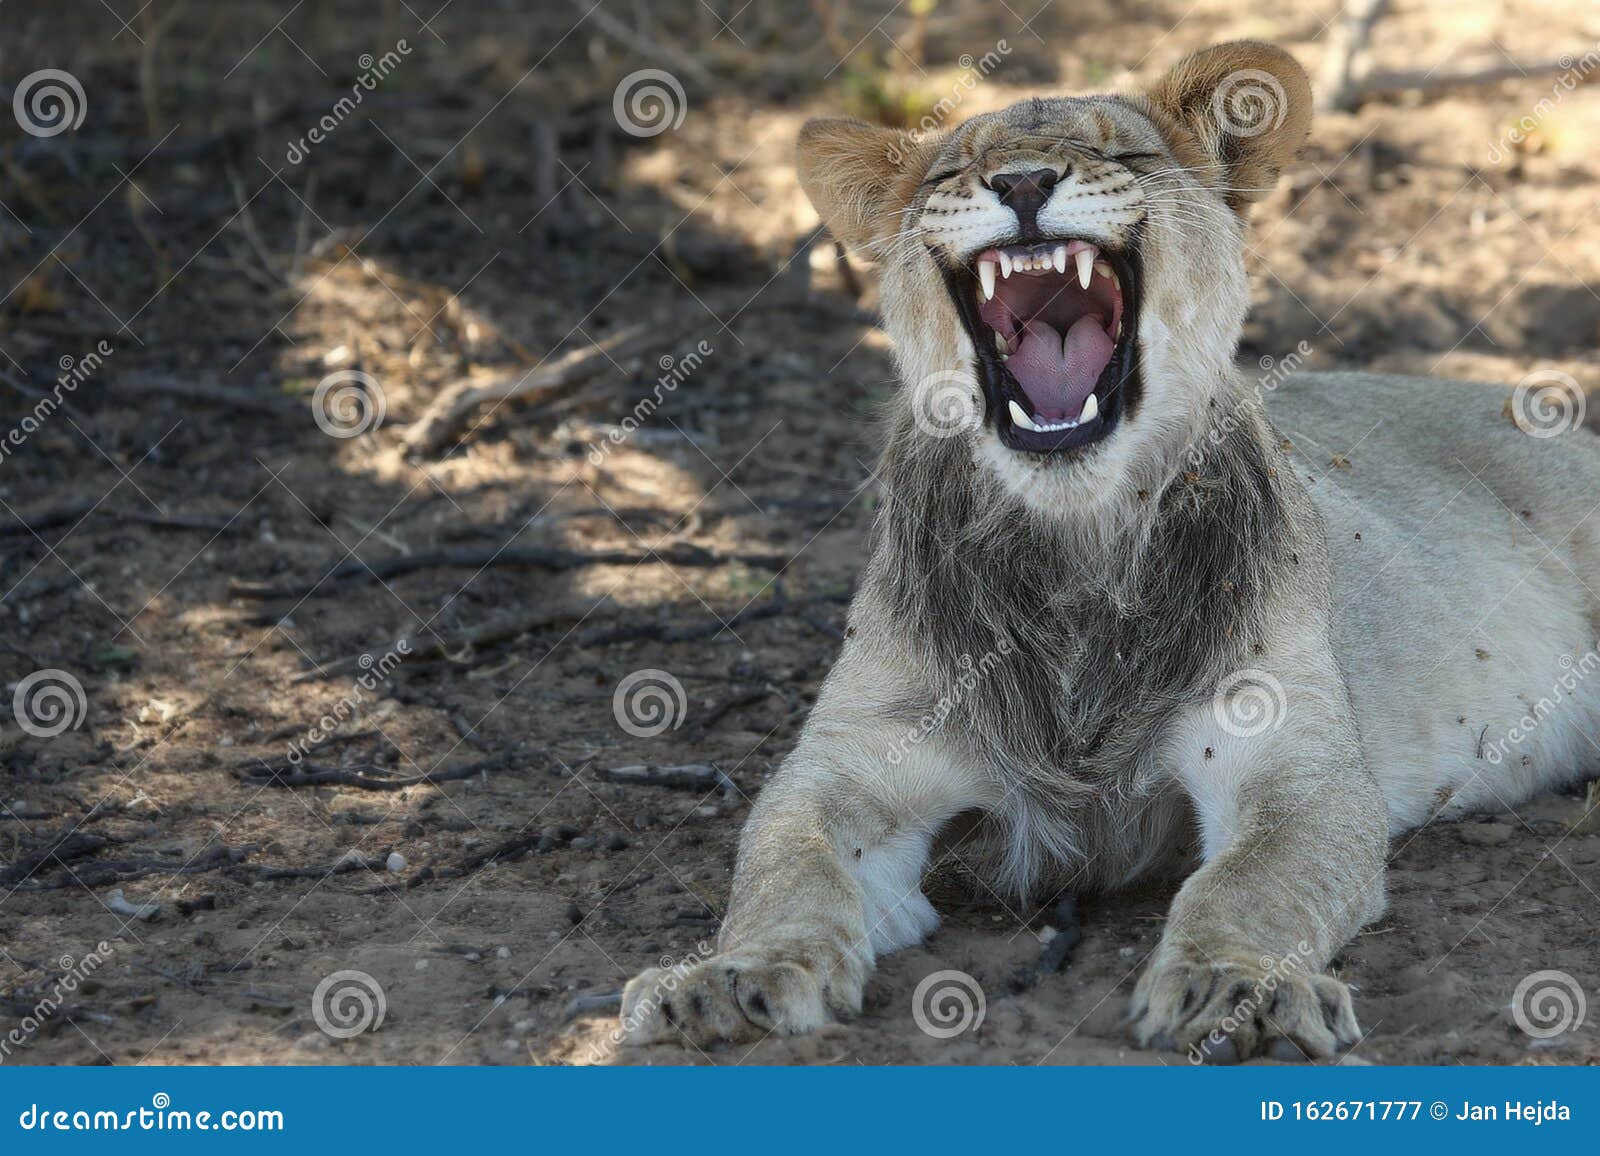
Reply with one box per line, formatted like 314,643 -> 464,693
798,41 -> 1311,522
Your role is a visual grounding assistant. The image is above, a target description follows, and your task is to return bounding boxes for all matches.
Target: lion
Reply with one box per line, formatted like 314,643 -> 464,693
618,41 -> 1600,1061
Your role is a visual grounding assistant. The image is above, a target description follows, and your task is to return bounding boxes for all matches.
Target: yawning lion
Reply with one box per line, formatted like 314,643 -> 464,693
619,40 -> 1600,1062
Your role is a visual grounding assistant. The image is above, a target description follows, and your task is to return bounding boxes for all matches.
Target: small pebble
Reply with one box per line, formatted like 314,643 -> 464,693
496,946 -> 511,959
386,851 -> 407,873
569,835 -> 596,851
603,834 -> 629,851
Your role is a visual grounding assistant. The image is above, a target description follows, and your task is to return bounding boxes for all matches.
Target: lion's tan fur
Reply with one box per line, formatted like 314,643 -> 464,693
619,42 -> 1600,1061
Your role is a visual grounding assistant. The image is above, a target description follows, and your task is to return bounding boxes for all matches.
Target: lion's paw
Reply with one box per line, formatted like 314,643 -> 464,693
619,947 -> 861,1047
1130,951 -> 1360,1063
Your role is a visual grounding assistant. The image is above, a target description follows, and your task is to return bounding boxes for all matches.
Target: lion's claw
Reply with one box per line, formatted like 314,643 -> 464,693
620,947 -> 861,1047
1131,952 -> 1360,1062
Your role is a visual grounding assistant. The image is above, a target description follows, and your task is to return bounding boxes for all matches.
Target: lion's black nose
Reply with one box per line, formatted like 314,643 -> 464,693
985,168 -> 1060,231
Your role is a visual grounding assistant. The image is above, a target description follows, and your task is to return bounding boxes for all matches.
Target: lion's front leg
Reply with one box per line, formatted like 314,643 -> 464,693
1132,681 -> 1389,1062
620,654 -> 995,1048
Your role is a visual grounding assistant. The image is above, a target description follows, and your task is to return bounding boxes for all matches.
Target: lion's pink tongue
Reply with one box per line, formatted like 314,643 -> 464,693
1007,315 -> 1114,420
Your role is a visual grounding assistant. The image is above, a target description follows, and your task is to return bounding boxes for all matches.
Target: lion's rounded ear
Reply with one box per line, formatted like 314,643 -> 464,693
796,118 -> 941,254
1145,41 -> 1312,214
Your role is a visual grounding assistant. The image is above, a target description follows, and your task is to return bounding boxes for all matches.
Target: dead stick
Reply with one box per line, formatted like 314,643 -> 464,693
1,503 -> 239,537
576,588 -> 847,647
401,290 -> 873,454
237,748 -> 520,791
296,598 -> 614,680
0,368 -> 97,429
113,373 -> 301,417
228,543 -> 787,601
576,0 -> 715,87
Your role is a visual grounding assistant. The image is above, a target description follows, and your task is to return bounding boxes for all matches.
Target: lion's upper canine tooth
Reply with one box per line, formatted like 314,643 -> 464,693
998,251 -> 1013,278
1053,245 -> 1067,274
1008,399 -> 1038,431
977,259 -> 996,301
1080,393 -> 1100,422
1074,247 -> 1094,290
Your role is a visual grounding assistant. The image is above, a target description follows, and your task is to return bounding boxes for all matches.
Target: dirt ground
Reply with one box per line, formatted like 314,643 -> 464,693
1,0 -> 1598,1067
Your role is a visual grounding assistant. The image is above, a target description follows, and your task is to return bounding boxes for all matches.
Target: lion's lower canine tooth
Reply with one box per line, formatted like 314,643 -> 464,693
1008,399 -> 1038,431
994,331 -> 1008,354
1080,393 -> 1100,422
978,260 -> 996,301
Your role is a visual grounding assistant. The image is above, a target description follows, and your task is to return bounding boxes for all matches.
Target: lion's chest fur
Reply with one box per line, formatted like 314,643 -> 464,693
866,421 -> 1297,893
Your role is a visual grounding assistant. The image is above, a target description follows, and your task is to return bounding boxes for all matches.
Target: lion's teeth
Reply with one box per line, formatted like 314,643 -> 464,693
977,259 -> 996,301
1094,260 -> 1112,278
1010,398 -> 1092,434
1074,247 -> 1094,290
998,251 -> 1012,278
994,331 -> 1008,355
1053,245 -> 1067,274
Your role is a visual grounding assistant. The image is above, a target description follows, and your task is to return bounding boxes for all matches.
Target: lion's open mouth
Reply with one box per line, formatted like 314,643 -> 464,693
943,239 -> 1141,454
